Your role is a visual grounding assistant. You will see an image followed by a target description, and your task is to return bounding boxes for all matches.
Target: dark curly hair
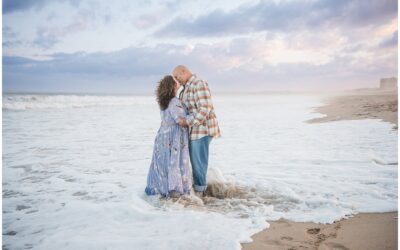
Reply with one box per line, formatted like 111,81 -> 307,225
156,75 -> 176,110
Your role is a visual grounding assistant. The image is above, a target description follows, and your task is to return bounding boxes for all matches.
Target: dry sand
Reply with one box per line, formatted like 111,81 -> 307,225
306,89 -> 398,129
242,212 -> 398,250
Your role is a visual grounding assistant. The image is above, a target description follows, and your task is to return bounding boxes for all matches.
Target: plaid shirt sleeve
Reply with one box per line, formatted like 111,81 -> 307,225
186,80 -> 213,126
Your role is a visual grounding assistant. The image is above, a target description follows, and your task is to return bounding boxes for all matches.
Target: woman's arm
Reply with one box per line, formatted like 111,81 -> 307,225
169,98 -> 190,126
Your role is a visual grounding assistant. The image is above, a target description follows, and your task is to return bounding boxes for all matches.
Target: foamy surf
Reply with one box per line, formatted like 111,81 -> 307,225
370,153 -> 398,165
144,167 -> 275,219
3,94 -> 151,110
3,94 -> 397,250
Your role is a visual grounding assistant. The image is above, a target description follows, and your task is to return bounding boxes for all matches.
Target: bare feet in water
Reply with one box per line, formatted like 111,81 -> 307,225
169,191 -> 181,198
194,191 -> 204,198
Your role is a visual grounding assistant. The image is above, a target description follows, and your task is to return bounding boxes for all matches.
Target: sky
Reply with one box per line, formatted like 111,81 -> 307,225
2,0 -> 398,94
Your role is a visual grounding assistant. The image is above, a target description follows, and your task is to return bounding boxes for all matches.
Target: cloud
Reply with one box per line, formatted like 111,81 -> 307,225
2,26 -> 26,48
156,0 -> 398,37
3,56 -> 38,65
379,30 -> 398,48
133,13 -> 164,29
2,0 -> 397,94
2,0 -> 81,14
3,45 -> 185,94
33,28 -> 60,49
3,40 -> 25,48
4,46 -> 181,77
3,26 -> 17,38
3,0 -> 49,14
3,37 -> 397,94
33,12 -> 90,49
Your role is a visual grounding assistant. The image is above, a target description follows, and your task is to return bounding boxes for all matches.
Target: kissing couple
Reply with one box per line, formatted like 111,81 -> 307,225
145,65 -> 221,198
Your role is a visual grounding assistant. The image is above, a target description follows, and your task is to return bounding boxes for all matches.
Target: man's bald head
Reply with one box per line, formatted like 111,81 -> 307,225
172,65 -> 192,85
173,65 -> 190,74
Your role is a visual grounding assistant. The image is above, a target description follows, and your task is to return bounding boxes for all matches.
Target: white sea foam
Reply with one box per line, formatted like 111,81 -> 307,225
3,93 -> 397,249
3,94 -> 152,110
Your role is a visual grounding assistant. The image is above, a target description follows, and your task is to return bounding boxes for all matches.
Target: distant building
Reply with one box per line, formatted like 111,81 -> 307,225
380,77 -> 398,90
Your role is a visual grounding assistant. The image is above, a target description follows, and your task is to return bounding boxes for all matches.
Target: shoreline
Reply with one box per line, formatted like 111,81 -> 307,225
243,89 -> 398,249
241,211 -> 398,250
306,89 -> 398,129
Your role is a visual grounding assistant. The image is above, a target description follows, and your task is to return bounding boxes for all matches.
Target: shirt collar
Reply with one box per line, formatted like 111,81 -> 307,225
187,74 -> 196,85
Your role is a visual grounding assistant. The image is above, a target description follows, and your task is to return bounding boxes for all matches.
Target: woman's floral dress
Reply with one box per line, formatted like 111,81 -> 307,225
145,97 -> 192,197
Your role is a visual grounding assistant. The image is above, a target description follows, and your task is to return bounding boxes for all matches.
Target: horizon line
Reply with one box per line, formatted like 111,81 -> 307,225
2,87 -> 389,96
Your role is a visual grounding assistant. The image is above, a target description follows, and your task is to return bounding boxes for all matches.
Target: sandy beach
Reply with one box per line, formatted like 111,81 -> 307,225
307,89 -> 398,129
242,212 -> 398,250
242,89 -> 398,250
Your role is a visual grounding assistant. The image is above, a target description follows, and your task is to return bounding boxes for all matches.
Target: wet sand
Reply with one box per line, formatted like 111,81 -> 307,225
242,212 -> 398,250
307,89 -> 398,129
243,89 -> 398,249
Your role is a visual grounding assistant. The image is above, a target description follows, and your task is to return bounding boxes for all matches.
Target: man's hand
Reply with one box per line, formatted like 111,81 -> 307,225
179,117 -> 189,127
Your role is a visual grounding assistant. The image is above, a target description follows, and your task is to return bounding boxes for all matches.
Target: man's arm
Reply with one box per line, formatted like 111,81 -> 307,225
185,80 -> 213,126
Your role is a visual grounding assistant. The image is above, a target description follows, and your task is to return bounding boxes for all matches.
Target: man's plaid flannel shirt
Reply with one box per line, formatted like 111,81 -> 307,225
179,74 -> 221,140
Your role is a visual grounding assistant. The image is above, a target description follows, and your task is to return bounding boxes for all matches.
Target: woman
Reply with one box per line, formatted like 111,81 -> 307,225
145,75 -> 192,198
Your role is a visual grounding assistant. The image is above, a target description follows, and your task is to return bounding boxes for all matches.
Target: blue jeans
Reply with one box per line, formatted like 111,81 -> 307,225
189,136 -> 213,192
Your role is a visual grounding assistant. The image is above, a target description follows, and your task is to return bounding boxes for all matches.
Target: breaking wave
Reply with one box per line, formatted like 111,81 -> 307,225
3,94 -> 153,110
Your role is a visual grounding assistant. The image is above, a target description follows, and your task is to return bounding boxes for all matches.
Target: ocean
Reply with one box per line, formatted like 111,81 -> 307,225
2,93 -> 397,249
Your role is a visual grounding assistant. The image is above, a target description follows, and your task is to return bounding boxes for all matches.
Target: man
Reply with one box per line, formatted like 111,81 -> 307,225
172,65 -> 221,196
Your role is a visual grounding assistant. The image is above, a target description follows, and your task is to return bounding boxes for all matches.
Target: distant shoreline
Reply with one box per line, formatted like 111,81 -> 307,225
306,88 -> 398,129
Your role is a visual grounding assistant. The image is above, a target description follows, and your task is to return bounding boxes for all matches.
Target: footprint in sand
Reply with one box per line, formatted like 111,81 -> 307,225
307,228 -> 321,234
323,242 -> 350,250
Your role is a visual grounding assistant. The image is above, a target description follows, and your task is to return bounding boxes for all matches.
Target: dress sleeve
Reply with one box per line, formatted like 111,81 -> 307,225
169,98 -> 190,124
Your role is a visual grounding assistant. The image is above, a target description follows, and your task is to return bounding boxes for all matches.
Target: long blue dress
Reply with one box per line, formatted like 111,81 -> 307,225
145,97 -> 193,197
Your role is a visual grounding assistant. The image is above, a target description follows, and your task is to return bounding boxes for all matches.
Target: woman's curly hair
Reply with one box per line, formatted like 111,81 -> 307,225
156,75 -> 176,110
